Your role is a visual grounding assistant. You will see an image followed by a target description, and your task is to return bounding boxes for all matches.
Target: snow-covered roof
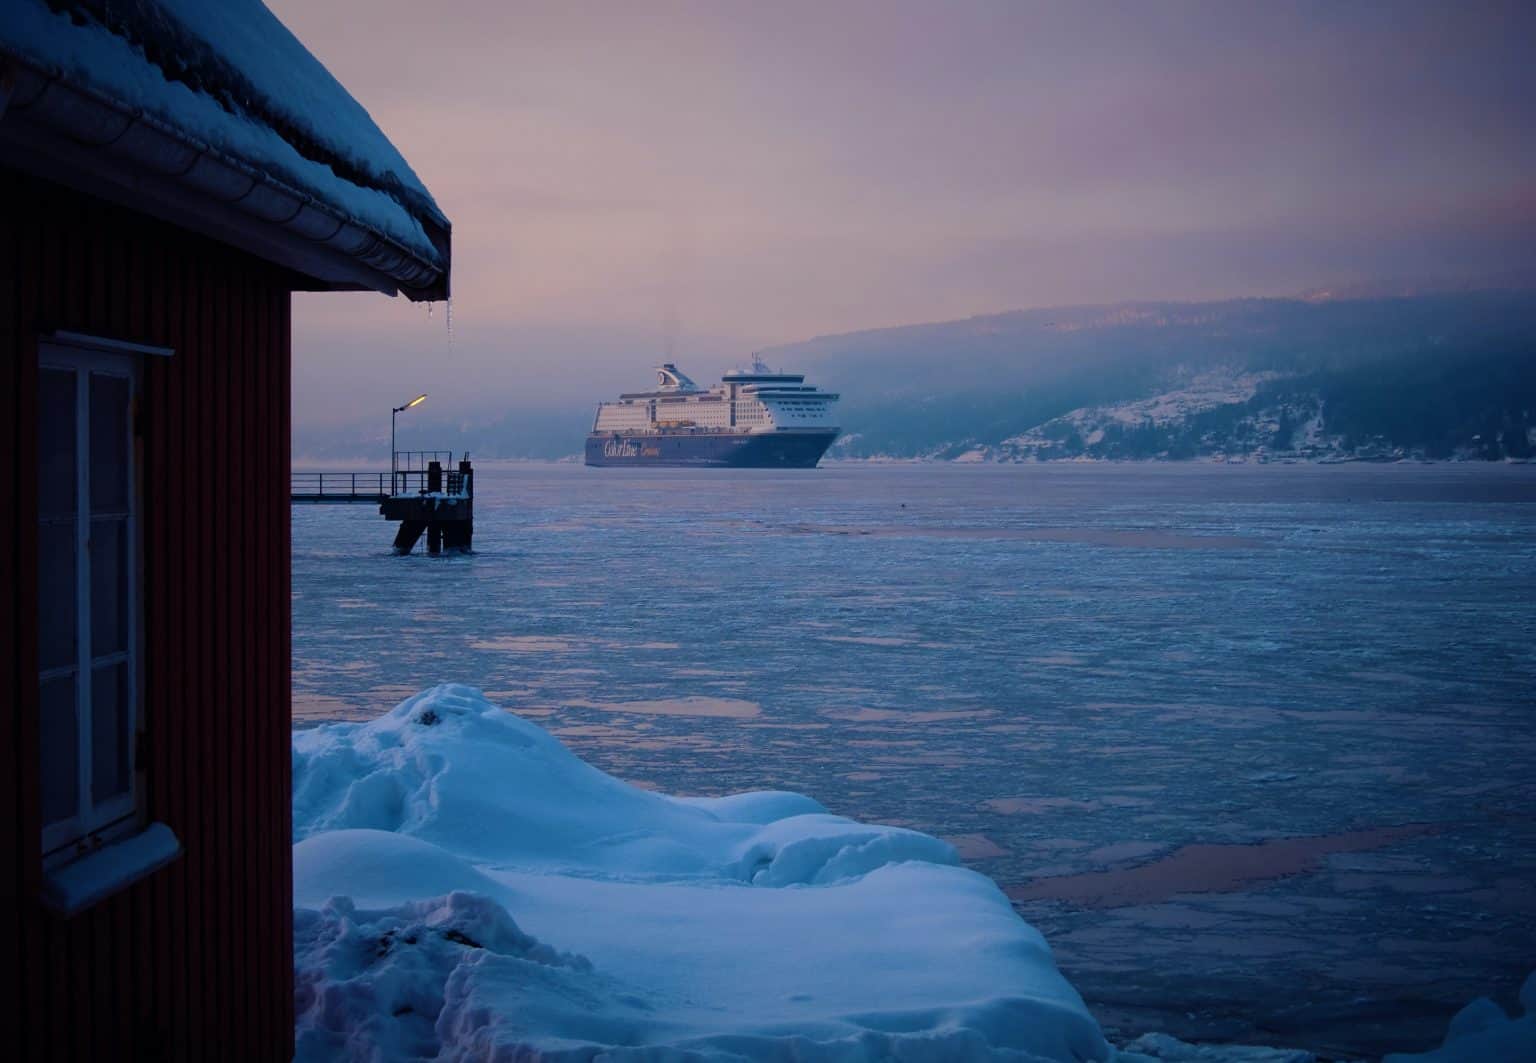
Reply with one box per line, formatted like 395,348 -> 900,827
0,0 -> 450,300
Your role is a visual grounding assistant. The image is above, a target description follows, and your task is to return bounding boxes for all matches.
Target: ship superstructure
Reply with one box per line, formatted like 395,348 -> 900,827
586,357 -> 840,467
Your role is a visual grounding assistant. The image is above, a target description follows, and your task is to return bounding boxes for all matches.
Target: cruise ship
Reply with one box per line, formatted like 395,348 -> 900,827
585,358 -> 840,467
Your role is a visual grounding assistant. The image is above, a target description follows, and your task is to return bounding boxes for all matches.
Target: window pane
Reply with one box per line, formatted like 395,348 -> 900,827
39,521 -> 78,672
90,518 -> 128,657
90,372 -> 131,513
40,369 -> 76,519
41,674 -> 79,827
91,662 -> 132,805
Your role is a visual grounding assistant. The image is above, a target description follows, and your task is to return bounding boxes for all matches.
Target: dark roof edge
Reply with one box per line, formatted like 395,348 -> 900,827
0,53 -> 449,301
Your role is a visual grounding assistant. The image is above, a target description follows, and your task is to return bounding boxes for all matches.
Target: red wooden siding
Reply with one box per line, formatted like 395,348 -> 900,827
1,165 -> 294,1061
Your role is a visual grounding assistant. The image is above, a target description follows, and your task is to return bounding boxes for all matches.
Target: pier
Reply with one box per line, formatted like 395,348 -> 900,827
291,451 -> 474,554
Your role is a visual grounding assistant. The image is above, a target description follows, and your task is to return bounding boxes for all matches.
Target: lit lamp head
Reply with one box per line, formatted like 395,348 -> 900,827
395,393 -> 428,414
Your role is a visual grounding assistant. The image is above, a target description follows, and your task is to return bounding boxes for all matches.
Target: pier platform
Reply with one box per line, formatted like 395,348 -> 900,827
291,451 -> 473,554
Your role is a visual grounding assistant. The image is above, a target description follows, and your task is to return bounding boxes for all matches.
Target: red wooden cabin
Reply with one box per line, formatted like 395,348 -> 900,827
1,3 -> 449,1057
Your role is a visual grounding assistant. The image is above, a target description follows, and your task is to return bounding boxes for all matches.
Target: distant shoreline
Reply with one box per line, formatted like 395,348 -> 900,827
825,455 -> 1536,466
292,454 -> 1536,468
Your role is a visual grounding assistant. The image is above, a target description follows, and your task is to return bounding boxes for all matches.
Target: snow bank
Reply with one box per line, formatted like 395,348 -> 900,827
1382,971 -> 1536,1063
292,684 -> 959,883
293,684 -> 1109,1061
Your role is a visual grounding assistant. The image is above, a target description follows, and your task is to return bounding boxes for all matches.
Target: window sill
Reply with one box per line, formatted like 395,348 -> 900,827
42,822 -> 182,917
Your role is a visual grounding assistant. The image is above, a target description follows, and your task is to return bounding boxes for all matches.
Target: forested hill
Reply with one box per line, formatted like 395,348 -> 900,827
762,291 -> 1536,461
292,290 -> 1536,462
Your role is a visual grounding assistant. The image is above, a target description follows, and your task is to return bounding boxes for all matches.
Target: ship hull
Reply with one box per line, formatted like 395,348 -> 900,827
585,429 -> 837,468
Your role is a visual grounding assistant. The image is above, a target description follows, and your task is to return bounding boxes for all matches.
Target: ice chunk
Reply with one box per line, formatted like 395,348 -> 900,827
294,891 -> 589,1063
1383,972 -> 1536,1062
728,812 -> 960,886
1118,1031 -> 1316,1061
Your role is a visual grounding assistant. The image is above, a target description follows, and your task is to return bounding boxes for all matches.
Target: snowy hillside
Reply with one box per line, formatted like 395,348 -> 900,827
939,355 -> 1534,464
291,685 -> 1109,1060
788,292 -> 1536,463
972,368 -> 1287,462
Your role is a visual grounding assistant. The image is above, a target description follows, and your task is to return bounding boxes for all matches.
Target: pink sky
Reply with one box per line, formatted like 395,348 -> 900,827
268,0 -> 1536,427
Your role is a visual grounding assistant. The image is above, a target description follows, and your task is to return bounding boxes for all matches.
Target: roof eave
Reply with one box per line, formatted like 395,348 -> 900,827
0,54 -> 449,302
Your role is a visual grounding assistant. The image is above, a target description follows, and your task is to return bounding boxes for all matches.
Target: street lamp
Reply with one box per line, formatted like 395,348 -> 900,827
391,393 -> 427,494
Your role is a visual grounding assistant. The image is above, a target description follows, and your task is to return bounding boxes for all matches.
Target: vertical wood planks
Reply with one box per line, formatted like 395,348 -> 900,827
1,166 -> 294,1061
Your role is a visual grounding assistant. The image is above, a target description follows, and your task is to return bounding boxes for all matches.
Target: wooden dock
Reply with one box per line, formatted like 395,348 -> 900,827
291,451 -> 473,554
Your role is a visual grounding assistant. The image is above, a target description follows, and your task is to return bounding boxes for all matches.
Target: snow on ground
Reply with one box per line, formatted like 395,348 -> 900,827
1381,971 -> 1536,1063
1025,369 -> 1282,437
998,368 -> 1283,458
292,684 -> 1110,1061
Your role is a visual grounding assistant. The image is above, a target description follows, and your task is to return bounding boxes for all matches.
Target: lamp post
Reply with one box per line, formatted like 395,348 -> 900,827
391,393 -> 427,494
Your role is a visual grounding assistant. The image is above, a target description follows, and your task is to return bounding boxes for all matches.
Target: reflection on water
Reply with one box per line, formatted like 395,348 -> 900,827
293,461 -> 1536,1056
1008,824 -> 1441,907
824,706 -> 995,723
468,635 -> 578,653
565,695 -> 762,718
944,832 -> 1013,860
787,521 -> 1265,549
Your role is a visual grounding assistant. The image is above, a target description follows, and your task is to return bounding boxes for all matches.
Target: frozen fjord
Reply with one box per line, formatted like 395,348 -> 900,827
292,461 -> 1536,1056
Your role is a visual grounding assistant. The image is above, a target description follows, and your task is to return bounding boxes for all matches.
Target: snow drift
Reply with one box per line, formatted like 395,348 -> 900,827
1382,970 -> 1536,1063
292,684 -> 1109,1061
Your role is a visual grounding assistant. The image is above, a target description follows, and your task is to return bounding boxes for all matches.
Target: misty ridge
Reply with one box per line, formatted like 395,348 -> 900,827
294,287 -> 1536,464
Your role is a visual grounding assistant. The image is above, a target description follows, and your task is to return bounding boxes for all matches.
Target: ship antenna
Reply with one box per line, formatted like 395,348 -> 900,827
751,351 -> 769,374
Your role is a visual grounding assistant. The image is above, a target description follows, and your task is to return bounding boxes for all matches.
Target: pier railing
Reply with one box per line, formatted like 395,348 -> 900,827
292,463 -> 473,504
290,471 -> 389,503
393,450 -> 455,472
392,450 -> 466,496
290,453 -> 474,554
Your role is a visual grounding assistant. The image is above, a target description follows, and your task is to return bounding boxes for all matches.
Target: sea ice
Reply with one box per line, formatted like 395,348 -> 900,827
292,684 -> 1110,1060
1115,1032 -> 1317,1061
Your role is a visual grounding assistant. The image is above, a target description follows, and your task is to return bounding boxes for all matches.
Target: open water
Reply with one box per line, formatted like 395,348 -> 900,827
292,461 -> 1536,1058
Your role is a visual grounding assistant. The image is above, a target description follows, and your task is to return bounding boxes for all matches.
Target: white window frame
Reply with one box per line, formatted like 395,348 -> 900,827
38,339 -> 144,867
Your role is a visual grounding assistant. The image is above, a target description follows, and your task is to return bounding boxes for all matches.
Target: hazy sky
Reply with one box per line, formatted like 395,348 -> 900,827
268,0 -> 1536,431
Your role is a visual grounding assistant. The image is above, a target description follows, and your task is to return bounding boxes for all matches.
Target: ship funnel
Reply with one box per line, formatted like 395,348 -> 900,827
654,363 -> 699,390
